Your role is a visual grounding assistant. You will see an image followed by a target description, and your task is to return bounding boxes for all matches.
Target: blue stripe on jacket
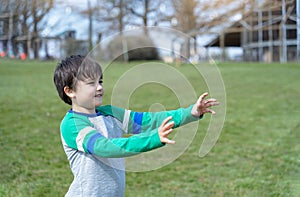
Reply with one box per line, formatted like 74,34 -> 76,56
132,112 -> 143,134
87,132 -> 103,154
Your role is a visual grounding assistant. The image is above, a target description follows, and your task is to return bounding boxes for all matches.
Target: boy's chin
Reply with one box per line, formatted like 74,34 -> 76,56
95,102 -> 102,107
94,99 -> 102,107
95,103 -> 102,107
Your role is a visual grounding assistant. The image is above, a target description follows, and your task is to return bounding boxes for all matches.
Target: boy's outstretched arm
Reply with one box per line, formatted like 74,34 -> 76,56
97,92 -> 219,134
157,92 -> 219,145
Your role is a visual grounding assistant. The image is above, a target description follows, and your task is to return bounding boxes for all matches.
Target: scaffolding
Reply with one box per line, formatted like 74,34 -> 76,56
206,0 -> 300,63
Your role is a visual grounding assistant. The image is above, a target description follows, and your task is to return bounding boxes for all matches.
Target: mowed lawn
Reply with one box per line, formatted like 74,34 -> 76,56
0,59 -> 299,196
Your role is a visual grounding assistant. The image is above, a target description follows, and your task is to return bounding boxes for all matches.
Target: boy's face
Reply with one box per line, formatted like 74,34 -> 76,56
69,75 -> 104,114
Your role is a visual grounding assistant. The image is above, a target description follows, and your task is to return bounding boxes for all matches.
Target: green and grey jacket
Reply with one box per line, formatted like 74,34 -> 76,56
60,105 -> 200,197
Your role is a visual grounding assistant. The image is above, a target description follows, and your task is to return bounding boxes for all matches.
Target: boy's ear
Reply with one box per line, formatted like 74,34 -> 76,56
64,86 -> 75,98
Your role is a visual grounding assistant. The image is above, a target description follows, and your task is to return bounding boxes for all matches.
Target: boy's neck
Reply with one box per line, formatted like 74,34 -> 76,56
72,105 -> 97,114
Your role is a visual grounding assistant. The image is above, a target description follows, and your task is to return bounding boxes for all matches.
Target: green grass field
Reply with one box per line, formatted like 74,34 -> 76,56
0,59 -> 299,196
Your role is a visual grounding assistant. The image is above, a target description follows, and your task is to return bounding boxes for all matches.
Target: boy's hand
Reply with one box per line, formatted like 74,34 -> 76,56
158,116 -> 175,144
191,92 -> 219,117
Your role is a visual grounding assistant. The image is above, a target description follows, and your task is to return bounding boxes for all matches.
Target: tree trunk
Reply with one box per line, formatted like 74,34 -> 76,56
87,0 -> 93,50
143,0 -> 149,35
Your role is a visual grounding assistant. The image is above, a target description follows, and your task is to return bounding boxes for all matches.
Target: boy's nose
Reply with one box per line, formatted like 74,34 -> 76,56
96,83 -> 103,91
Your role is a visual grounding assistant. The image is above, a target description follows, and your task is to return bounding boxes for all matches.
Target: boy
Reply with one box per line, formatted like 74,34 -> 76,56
53,55 -> 219,196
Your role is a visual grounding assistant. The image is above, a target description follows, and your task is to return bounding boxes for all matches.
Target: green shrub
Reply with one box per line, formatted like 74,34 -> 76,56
106,35 -> 160,61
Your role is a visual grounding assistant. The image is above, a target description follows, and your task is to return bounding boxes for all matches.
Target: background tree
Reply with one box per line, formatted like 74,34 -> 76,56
0,0 -> 22,56
1,0 -> 251,59
78,0 -> 131,49
79,0 -> 98,50
128,0 -> 166,35
94,0 -> 130,34
0,0 -> 54,59
30,0 -> 54,59
18,0 -> 31,56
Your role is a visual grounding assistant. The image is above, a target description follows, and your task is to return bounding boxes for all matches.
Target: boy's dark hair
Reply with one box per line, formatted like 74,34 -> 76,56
53,55 -> 102,105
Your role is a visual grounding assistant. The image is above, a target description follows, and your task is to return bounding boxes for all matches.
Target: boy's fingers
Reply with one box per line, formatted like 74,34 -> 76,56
164,128 -> 173,136
164,121 -> 174,129
162,116 -> 172,126
196,93 -> 209,108
164,138 -> 175,144
198,92 -> 209,103
205,101 -> 219,107
206,109 -> 216,115
205,98 -> 217,103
